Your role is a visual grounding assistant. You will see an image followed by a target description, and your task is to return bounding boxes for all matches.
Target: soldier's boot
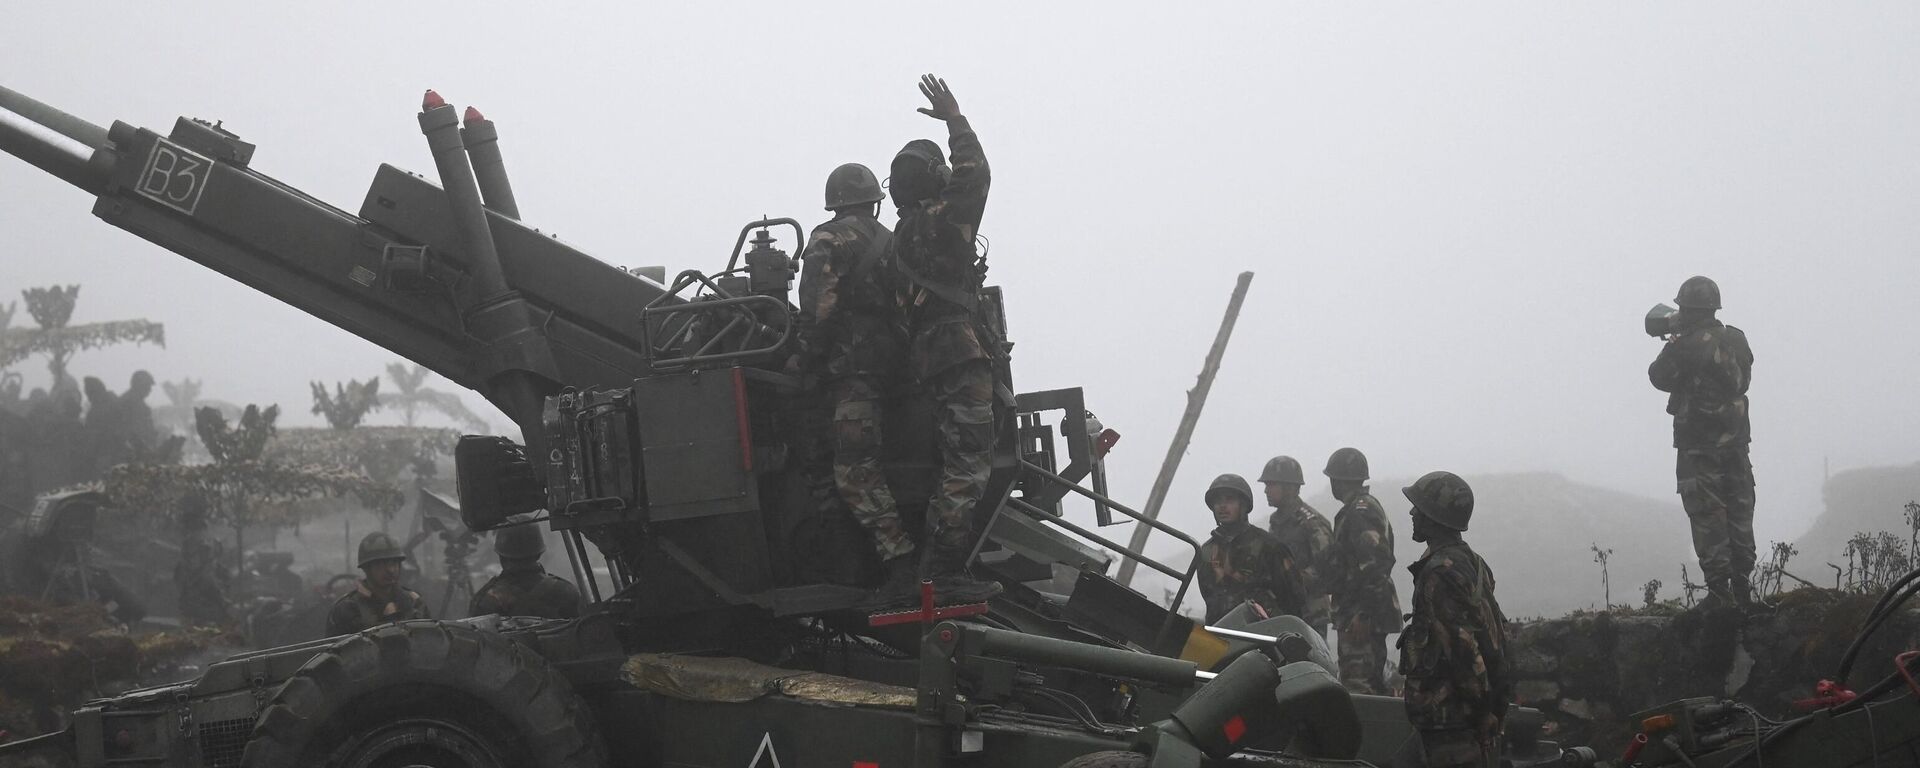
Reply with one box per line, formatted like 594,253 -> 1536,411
1699,578 -> 1733,611
926,546 -> 1003,604
1731,576 -> 1761,611
861,554 -> 922,610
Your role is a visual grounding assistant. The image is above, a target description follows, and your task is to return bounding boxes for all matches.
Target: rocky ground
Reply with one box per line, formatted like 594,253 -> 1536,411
1508,587 -> 1917,752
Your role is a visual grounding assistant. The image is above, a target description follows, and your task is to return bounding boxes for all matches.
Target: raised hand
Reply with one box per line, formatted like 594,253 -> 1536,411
916,74 -> 961,122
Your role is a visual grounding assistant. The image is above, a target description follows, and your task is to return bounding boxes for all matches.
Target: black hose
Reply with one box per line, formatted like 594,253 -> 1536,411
1836,568 -> 1920,685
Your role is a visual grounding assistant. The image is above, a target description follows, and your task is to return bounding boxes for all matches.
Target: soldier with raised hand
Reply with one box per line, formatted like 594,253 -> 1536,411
1323,446 -> 1402,694
1197,473 -> 1305,624
326,532 -> 431,636
889,74 -> 1000,602
1399,471 -> 1511,768
471,519 -> 581,620
1262,455 -> 1333,637
1648,275 -> 1756,609
792,162 -> 918,603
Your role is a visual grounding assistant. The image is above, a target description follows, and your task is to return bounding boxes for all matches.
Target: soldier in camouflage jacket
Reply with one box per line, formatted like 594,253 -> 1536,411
1398,471 -> 1510,768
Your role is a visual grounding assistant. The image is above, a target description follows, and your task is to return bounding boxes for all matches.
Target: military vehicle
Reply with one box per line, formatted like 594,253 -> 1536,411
0,83 -> 1585,768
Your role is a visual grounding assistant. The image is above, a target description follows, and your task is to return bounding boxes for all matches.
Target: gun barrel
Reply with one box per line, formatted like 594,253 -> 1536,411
0,85 -> 109,193
460,106 -> 521,220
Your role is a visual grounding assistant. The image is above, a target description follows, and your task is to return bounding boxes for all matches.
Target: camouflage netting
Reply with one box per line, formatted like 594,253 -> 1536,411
0,597 -> 238,740
1508,588 -> 1920,751
103,461 -> 404,525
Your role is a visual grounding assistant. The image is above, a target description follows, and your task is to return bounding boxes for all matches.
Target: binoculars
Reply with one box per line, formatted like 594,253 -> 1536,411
1645,303 -> 1679,338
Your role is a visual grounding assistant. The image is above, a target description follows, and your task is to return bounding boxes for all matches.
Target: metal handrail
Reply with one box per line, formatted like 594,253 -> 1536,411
1002,459 -> 1204,650
641,271 -> 792,371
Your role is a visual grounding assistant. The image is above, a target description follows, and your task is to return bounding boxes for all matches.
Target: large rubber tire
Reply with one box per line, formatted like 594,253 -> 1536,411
241,620 -> 606,768
1058,750 -> 1151,768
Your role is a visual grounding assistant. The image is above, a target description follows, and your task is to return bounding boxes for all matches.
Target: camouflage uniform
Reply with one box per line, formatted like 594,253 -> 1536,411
470,564 -> 582,620
1328,489 -> 1402,694
325,581 -> 431,636
894,115 -> 995,553
796,213 -> 913,561
1399,539 -> 1511,768
1648,316 -> 1755,587
1198,521 -> 1305,624
1268,499 -> 1333,636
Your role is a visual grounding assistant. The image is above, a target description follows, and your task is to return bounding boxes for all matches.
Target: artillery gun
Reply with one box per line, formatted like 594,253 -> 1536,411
0,83 -> 1575,768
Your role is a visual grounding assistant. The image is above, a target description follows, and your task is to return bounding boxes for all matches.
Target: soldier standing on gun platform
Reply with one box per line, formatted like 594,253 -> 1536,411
792,162 -> 920,604
1324,446 -> 1402,694
1263,455 -> 1333,637
1648,276 -> 1755,609
1399,471 -> 1511,768
326,532 -> 431,635
1197,473 -> 1305,624
888,74 -> 1000,602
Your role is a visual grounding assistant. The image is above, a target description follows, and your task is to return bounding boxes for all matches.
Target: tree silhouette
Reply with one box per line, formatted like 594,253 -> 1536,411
379,362 -> 487,431
311,377 -> 381,430
0,286 -> 165,389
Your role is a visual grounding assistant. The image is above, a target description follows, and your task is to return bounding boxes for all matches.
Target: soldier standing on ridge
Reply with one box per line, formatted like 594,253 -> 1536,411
793,162 -> 918,603
326,532 -> 431,635
1197,473 -> 1305,624
1324,447 -> 1402,694
1648,276 -> 1756,608
1263,455 -> 1333,638
470,519 -> 581,620
888,74 -> 1000,602
1399,471 -> 1511,768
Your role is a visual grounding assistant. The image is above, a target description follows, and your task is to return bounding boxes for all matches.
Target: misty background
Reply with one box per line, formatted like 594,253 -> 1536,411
5,3 -> 1919,616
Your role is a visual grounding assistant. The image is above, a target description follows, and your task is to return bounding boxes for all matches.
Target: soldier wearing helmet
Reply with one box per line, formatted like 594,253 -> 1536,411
470,517 -> 580,620
1322,447 -> 1402,695
1196,474 -> 1304,624
884,74 -> 1001,604
791,159 -> 918,603
1261,455 -> 1333,637
1398,471 -> 1511,768
325,531 -> 431,635
1648,275 -> 1756,608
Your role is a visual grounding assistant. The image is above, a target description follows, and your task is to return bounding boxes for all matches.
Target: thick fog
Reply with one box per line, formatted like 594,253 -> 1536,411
6,3 -> 1919,595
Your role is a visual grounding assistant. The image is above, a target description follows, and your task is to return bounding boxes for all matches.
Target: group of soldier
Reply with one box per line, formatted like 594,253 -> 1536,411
322,522 -> 582,636
1194,449 -> 1509,766
789,74 -> 1004,607
1184,275 -> 1754,767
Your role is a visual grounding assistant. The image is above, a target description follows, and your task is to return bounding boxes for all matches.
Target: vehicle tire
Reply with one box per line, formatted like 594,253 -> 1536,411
241,620 -> 606,768
1057,750 -> 1150,768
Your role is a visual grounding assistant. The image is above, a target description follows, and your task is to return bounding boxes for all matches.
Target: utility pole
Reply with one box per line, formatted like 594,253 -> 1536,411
1117,271 -> 1254,588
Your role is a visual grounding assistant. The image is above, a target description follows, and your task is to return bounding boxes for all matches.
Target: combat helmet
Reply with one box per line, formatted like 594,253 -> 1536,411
494,518 -> 547,560
824,163 -> 884,211
1403,470 -> 1474,531
1323,447 -> 1370,481
1259,455 -> 1305,485
1675,276 -> 1721,310
1204,473 -> 1255,510
356,532 -> 406,568
889,139 -> 949,208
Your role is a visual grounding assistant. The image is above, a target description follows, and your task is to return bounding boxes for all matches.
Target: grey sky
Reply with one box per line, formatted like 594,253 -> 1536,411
5,2 -> 1919,565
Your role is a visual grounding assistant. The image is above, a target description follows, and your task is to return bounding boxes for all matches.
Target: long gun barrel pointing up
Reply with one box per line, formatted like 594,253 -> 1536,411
0,85 -> 110,193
